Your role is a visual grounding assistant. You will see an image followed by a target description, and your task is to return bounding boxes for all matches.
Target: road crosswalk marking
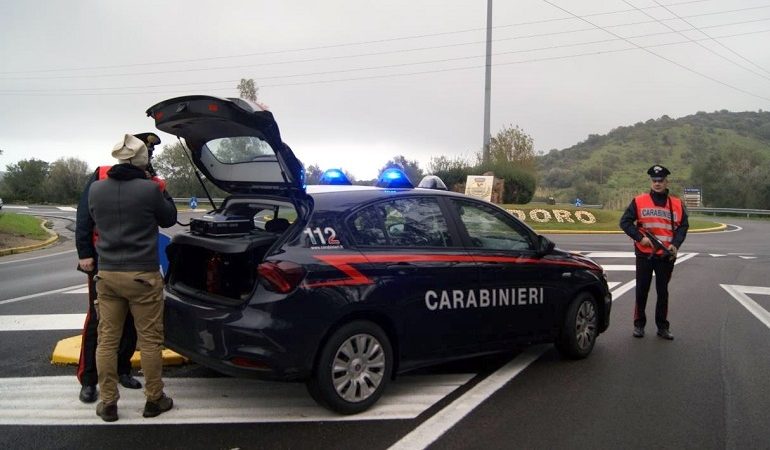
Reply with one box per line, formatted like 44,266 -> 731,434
720,285 -> 770,330
0,374 -> 473,425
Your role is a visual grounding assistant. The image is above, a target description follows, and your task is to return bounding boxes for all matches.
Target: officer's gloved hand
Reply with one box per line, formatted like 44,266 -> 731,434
639,236 -> 652,248
668,245 -> 678,258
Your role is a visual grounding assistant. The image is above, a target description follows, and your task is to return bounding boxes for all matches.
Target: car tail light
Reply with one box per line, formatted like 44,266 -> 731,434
257,261 -> 306,293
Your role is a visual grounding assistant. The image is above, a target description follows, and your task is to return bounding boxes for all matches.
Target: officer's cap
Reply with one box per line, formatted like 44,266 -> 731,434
647,164 -> 670,180
132,132 -> 161,147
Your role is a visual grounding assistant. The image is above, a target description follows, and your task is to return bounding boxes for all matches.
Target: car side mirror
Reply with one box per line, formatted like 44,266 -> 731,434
536,235 -> 555,256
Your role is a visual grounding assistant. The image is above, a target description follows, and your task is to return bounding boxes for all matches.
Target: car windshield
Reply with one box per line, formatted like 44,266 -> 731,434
204,136 -> 275,164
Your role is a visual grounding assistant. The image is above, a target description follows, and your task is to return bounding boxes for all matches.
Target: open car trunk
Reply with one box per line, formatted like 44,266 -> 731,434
166,196 -> 297,306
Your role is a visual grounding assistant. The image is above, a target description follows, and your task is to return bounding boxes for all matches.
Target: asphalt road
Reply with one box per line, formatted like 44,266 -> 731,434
0,207 -> 768,450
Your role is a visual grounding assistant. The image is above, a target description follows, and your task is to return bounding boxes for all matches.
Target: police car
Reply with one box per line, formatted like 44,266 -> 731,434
147,95 -> 612,414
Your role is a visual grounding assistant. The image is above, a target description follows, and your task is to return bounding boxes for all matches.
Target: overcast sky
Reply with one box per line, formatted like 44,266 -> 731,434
1,0 -> 769,181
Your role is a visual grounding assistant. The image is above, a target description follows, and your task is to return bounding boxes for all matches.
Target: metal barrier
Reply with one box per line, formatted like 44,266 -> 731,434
689,207 -> 770,217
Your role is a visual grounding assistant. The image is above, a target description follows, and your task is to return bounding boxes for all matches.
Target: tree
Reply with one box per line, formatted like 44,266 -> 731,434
44,157 -> 91,204
152,142 -> 227,199
305,164 -> 324,185
481,124 -> 536,169
379,155 -> 424,186
1,158 -> 50,202
237,78 -> 258,102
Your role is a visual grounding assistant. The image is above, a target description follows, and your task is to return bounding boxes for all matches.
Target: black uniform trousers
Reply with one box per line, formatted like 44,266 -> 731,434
77,273 -> 137,387
634,255 -> 675,331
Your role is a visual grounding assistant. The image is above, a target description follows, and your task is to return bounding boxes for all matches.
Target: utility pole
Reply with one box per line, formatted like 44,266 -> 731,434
482,0 -> 493,164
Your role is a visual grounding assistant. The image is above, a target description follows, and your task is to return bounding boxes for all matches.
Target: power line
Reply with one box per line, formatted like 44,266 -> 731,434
0,0 -> 754,76
652,0 -> 770,76
3,26 -> 770,94
538,0 -> 770,103
2,28 -> 769,97
2,7 -> 769,82
620,0 -> 770,82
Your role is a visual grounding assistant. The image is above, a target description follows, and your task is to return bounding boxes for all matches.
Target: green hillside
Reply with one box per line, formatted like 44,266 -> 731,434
536,110 -> 770,210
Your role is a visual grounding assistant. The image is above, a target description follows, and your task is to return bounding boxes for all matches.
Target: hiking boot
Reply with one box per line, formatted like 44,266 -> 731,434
633,326 -> 645,338
143,393 -> 173,418
96,402 -> 118,422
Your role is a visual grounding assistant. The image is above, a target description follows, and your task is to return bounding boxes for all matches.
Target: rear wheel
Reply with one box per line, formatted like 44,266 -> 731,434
307,321 -> 393,414
555,292 -> 598,359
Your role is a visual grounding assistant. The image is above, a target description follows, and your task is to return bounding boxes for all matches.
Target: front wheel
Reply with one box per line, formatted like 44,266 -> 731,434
555,292 -> 598,359
307,321 -> 393,414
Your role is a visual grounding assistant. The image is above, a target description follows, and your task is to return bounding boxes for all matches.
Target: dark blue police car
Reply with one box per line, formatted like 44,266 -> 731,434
146,95 -> 612,414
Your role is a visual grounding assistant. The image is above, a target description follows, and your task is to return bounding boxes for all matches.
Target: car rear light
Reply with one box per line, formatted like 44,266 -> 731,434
257,261 -> 306,293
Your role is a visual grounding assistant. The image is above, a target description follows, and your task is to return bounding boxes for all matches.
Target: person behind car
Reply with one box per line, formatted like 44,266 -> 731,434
74,132 -> 163,403
619,164 -> 689,341
87,134 -> 177,422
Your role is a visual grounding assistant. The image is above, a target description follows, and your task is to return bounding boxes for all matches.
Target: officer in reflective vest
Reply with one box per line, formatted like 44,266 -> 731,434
620,165 -> 689,340
75,132 -> 164,403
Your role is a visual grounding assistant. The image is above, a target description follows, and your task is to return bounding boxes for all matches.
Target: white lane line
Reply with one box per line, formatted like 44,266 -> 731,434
612,280 -> 636,301
0,314 -> 85,331
56,206 -> 76,211
389,345 -> 547,450
583,252 -> 636,258
720,285 -> 770,330
2,206 -> 29,209
607,282 -> 621,290
0,374 -> 473,425
601,264 -> 635,271
0,284 -> 85,306
64,287 -> 89,294
0,249 -> 76,265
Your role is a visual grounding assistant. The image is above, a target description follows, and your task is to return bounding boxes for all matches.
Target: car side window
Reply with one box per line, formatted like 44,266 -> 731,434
348,197 -> 452,247
451,200 -> 533,251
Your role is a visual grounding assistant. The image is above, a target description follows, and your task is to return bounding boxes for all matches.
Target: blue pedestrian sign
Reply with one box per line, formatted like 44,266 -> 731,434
189,196 -> 198,210
575,198 -> 583,207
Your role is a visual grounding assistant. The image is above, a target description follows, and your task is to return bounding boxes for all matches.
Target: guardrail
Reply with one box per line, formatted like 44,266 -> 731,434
689,207 -> 770,217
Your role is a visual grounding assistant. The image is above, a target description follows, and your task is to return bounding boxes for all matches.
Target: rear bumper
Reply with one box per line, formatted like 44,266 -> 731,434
163,290 -> 318,381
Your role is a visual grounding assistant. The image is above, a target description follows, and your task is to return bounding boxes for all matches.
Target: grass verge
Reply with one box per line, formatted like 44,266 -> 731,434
0,212 -> 50,240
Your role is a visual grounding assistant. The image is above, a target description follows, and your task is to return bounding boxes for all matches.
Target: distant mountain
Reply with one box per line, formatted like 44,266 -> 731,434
536,110 -> 770,209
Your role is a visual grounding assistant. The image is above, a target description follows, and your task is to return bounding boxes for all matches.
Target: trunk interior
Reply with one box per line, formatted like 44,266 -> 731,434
167,232 -> 279,306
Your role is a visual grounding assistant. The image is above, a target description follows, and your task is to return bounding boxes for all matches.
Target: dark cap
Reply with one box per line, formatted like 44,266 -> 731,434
647,164 -> 670,180
133,132 -> 161,147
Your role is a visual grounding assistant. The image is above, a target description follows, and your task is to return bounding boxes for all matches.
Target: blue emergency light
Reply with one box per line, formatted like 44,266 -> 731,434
319,168 -> 352,185
376,168 -> 413,189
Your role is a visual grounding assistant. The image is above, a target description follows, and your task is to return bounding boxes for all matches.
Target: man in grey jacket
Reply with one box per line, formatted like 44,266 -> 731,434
88,134 -> 177,422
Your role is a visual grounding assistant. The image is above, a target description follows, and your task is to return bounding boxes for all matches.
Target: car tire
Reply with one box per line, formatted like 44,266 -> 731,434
555,292 -> 598,359
307,320 -> 393,414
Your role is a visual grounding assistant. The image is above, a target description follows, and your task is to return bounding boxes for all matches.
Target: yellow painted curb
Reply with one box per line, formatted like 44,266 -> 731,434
0,218 -> 59,256
51,335 -> 188,367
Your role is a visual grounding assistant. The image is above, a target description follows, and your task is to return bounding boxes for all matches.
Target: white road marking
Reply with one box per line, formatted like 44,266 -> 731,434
0,249 -> 77,265
0,284 -> 85,306
738,256 -> 757,260
583,252 -> 636,258
389,346 -> 547,450
0,314 -> 85,331
601,264 -> 636,271
56,206 -> 76,211
709,254 -> 726,257
607,282 -> 620,290
2,205 -> 29,209
720,285 -> 770,330
0,374 -> 473,425
64,287 -> 89,294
